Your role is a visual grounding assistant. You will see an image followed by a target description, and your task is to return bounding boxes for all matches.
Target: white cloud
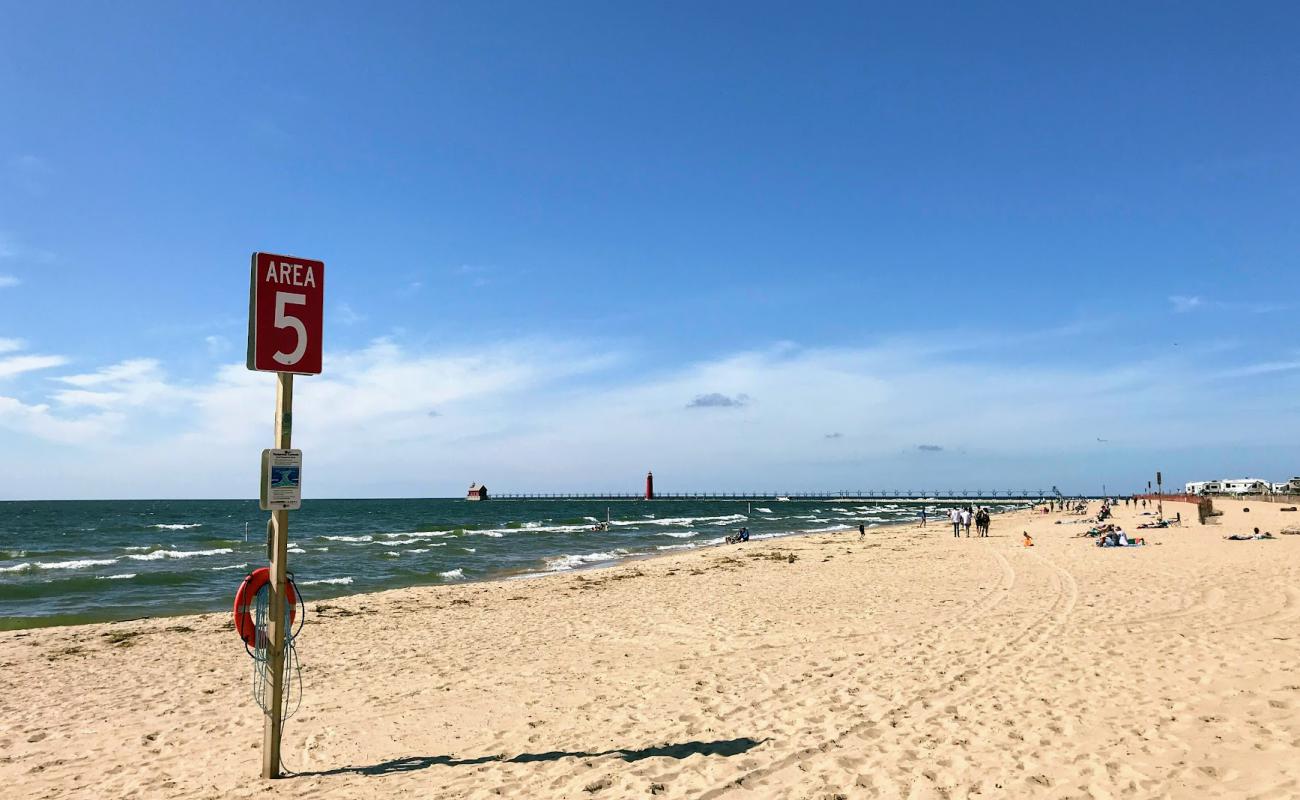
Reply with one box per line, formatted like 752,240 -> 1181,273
0,396 -> 123,444
0,331 -> 1297,499
338,303 -> 365,325
1213,360 -> 1300,379
0,274 -> 18,289
58,359 -> 161,388
0,354 -> 68,379
53,359 -> 182,410
205,335 -> 231,356
1167,295 -> 1287,315
0,338 -> 23,354
0,230 -> 53,265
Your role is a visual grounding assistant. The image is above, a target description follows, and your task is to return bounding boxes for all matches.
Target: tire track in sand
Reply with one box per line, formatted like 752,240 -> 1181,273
694,550 -> 1075,799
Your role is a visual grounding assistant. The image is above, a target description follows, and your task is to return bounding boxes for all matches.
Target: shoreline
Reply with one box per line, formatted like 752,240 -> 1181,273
3,504 -> 990,633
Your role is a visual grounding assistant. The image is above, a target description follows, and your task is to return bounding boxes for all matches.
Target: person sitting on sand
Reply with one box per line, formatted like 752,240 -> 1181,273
1022,531 -> 1034,547
740,527 -> 750,542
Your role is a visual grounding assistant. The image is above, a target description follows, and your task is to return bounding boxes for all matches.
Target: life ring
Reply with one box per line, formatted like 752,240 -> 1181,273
233,567 -> 298,648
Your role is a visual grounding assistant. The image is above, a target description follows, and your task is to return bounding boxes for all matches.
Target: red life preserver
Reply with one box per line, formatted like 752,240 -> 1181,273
232,567 -> 298,648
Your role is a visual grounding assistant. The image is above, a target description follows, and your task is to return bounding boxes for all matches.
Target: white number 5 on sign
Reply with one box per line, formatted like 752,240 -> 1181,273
272,292 -> 308,366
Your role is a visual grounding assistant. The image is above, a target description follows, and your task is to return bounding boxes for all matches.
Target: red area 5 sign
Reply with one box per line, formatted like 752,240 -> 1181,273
247,252 -> 324,375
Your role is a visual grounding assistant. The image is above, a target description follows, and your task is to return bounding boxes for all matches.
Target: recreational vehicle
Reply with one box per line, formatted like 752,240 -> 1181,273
1219,479 -> 1270,496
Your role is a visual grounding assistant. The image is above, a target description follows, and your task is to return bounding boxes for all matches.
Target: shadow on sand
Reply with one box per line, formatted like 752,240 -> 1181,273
294,737 -> 767,778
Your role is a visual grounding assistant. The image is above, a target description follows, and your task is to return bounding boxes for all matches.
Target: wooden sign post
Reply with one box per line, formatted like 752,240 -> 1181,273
247,252 -> 323,779
262,372 -> 293,778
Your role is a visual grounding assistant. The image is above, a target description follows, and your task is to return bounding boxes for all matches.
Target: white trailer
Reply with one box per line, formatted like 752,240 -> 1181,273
1219,479 -> 1270,495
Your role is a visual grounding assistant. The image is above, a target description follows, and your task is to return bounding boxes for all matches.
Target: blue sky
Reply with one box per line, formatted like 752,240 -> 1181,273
1,2 -> 1298,499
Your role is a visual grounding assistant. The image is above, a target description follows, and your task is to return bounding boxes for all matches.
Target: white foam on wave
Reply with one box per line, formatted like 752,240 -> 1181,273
151,523 -> 203,530
211,563 -> 250,571
657,531 -> 699,539
439,568 -> 465,579
384,551 -> 400,557
127,548 -> 233,561
36,558 -> 120,570
473,522 -> 594,536
383,530 -> 451,540
462,547 -> 475,553
298,577 -> 353,586
754,507 -> 774,513
544,550 -> 628,571
122,546 -> 153,551
405,548 -> 430,554
611,513 -> 745,528
802,525 -> 851,533
97,573 -> 137,580
0,562 -> 32,573
287,547 -> 306,554
670,538 -> 733,551
323,534 -> 373,543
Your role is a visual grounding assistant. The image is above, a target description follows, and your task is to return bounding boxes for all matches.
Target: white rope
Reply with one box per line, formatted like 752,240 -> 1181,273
249,575 -> 305,724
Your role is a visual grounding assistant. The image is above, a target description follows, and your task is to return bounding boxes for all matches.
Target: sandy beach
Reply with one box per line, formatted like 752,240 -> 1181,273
3,498 -> 1299,799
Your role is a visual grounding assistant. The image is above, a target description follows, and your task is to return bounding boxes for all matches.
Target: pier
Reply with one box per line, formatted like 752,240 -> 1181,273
491,489 -> 1058,501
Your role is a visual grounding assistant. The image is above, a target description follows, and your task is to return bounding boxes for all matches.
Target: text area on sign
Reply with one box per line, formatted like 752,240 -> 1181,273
247,253 -> 325,374
260,448 -> 303,511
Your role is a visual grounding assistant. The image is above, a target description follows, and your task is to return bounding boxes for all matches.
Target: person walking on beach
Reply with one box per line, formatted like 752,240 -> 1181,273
859,522 -> 865,538
960,507 -> 972,537
950,507 -> 962,538
920,507 -> 928,527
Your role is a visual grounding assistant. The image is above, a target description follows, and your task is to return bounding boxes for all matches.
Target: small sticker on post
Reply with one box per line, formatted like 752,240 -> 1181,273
261,449 -> 303,511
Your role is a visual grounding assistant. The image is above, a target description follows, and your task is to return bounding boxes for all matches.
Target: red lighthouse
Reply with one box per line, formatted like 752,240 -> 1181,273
645,471 -> 654,500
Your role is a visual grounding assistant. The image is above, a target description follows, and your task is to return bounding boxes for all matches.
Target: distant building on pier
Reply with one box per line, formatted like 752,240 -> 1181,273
466,482 -> 489,501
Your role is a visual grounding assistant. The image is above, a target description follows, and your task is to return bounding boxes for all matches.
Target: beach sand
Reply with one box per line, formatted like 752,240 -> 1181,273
3,498 -> 1299,799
